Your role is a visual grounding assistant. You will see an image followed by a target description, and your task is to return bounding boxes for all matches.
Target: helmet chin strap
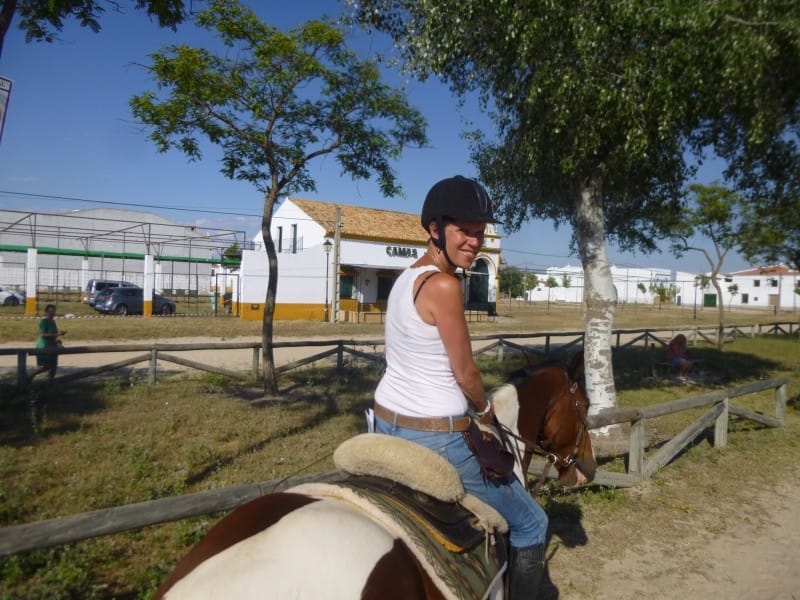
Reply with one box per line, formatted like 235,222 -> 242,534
433,216 -> 459,270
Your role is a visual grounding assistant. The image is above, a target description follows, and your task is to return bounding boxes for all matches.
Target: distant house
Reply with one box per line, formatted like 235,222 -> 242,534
714,265 -> 799,311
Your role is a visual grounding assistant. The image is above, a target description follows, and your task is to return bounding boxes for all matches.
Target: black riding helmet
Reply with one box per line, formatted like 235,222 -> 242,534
421,175 -> 496,265
421,176 -> 497,256
421,175 -> 496,231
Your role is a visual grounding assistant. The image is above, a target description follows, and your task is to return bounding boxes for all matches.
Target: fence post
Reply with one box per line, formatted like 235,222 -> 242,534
713,398 -> 729,448
251,347 -> 260,379
775,383 -> 787,423
497,339 -> 504,363
17,352 -> 28,390
544,335 -> 551,356
337,343 -> 344,370
628,418 -> 645,476
149,349 -> 157,383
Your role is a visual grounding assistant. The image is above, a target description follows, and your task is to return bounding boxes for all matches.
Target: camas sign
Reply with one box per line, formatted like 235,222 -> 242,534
386,246 -> 419,258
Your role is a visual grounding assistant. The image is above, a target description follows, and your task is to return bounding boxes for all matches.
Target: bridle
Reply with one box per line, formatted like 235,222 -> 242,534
500,367 -> 590,493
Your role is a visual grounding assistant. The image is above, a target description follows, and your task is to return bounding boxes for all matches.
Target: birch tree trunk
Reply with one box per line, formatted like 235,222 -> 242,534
574,178 -> 618,416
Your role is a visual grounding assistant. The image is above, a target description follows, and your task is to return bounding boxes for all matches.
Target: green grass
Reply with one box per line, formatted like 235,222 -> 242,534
0,313 -> 797,598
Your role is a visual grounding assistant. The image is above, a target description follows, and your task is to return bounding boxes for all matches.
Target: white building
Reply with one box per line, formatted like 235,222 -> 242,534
714,265 -> 799,312
239,197 -> 502,321
520,262 -> 799,313
524,264 -> 698,306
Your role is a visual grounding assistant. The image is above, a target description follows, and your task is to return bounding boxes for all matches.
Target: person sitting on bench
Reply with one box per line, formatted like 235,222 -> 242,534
666,334 -> 694,382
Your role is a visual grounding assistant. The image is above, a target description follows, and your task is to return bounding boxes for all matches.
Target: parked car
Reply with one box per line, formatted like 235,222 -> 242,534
93,287 -> 176,316
0,286 -> 25,306
83,279 -> 139,305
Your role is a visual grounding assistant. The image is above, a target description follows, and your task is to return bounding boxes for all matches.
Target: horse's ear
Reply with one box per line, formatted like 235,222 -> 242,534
523,351 -> 542,366
568,351 -> 585,381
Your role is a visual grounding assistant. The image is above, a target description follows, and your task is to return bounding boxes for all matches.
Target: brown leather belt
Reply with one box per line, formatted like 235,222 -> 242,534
373,403 -> 471,432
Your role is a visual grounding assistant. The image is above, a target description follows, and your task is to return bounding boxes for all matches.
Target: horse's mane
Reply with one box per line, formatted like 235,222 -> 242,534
505,359 -> 565,387
506,351 -> 584,387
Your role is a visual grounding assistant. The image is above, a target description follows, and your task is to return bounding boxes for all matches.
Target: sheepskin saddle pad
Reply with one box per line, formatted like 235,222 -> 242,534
332,434 -> 508,537
290,475 -> 508,600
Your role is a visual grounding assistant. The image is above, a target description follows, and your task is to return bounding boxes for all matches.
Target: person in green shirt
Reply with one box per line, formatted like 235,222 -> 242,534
30,304 -> 66,382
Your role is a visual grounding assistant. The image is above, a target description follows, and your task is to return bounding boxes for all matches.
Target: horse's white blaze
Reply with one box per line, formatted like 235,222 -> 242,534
165,500 -> 396,599
490,384 -> 525,485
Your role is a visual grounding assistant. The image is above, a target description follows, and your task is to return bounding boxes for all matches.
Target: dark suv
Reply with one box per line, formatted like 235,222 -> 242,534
83,279 -> 139,304
93,288 -> 176,316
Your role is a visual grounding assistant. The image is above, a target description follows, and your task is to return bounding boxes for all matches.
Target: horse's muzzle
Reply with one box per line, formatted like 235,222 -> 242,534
560,460 -> 595,488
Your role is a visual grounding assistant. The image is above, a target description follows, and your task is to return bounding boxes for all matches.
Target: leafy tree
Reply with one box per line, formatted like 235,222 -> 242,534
737,195 -> 800,270
727,283 -> 739,309
131,0 -> 426,394
351,0 -> 800,412
648,280 -> 672,310
0,0 -> 187,58
561,274 -> 571,289
499,265 -> 525,299
222,242 -> 242,271
525,272 -> 540,296
636,282 -> 647,306
671,183 -> 743,350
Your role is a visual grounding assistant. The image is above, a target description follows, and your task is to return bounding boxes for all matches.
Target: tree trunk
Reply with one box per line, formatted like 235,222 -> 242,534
574,177 -> 618,415
0,0 -> 17,59
711,276 -> 725,352
260,191 -> 281,396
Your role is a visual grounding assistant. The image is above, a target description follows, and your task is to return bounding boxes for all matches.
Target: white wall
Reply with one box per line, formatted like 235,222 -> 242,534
247,198 -> 500,306
716,272 -> 799,310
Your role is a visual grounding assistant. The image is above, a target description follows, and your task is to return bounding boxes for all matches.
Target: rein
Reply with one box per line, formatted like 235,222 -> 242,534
500,369 -> 589,494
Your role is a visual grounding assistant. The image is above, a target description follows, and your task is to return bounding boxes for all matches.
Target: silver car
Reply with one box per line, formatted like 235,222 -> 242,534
0,286 -> 25,306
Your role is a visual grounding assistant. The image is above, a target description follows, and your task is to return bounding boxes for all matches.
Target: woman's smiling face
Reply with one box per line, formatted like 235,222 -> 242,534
443,220 -> 486,268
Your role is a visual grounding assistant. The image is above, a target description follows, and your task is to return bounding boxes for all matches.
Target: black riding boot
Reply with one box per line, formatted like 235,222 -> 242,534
508,543 -> 546,600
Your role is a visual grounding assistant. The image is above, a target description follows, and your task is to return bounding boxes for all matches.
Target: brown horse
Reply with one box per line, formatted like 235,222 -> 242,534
154,355 -> 595,599
499,352 -> 596,490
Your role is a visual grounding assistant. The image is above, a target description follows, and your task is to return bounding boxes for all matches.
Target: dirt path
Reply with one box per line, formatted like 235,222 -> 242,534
554,470 -> 800,599
0,335 -> 387,379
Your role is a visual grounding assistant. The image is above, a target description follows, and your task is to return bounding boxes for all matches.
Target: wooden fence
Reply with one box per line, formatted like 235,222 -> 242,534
0,373 -> 788,557
3,321 -> 798,391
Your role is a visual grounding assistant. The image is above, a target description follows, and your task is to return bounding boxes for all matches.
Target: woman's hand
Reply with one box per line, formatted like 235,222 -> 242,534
479,406 -> 495,424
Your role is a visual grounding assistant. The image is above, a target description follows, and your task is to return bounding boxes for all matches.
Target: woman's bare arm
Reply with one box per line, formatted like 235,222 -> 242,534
415,273 -> 488,413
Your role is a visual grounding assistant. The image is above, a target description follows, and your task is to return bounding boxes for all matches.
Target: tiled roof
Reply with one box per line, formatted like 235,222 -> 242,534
290,198 -> 429,245
728,264 -> 798,276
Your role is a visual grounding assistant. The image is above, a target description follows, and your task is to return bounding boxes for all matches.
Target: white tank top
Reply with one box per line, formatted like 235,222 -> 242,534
375,265 -> 468,417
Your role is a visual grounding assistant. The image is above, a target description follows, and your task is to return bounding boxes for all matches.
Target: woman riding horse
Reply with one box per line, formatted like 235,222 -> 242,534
154,356 -> 596,599
374,175 -> 589,599
153,177 -> 596,600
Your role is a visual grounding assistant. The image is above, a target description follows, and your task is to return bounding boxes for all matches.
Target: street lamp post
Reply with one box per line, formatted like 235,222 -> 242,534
323,238 -> 333,322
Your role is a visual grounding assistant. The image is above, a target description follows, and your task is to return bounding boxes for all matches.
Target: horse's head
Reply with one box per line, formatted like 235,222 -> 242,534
514,352 -> 597,488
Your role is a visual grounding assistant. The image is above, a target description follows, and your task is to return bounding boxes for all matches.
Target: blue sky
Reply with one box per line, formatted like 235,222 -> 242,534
0,1 -> 751,274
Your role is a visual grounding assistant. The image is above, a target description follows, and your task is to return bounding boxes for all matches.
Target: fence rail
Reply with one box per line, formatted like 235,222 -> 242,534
3,321 -> 797,391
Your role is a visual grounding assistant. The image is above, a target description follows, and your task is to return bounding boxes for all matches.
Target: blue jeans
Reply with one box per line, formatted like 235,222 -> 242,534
375,415 -> 548,548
